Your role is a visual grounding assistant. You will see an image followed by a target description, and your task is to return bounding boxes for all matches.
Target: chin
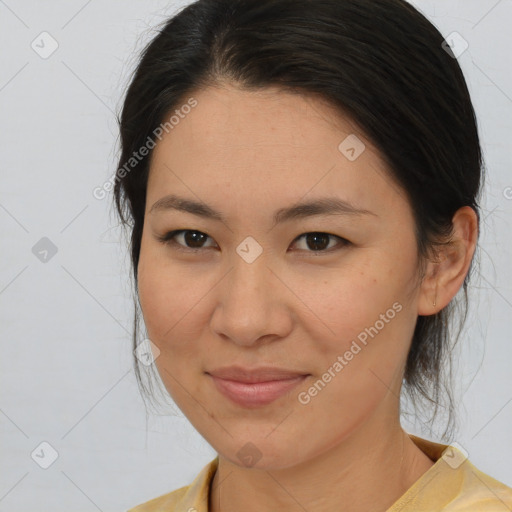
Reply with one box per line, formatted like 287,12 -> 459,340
203,427 -> 316,471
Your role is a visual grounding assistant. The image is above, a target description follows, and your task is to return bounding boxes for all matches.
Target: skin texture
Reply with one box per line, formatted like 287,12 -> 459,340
137,83 -> 478,512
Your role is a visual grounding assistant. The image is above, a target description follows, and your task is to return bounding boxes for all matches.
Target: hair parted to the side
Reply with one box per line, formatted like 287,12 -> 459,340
112,0 -> 483,439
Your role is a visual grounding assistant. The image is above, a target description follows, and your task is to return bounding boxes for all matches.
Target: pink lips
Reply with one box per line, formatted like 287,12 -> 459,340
206,366 -> 309,407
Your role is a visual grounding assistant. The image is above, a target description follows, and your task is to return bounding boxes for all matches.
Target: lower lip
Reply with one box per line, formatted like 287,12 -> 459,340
208,374 -> 308,407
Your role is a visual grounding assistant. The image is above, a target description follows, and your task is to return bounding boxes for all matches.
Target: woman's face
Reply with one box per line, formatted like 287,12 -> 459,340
137,84 -> 425,469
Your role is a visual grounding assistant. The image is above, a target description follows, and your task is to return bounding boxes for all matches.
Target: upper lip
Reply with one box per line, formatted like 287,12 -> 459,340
206,366 -> 309,383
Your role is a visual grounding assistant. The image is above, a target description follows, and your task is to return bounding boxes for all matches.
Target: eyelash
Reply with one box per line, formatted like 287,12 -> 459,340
156,229 -> 350,254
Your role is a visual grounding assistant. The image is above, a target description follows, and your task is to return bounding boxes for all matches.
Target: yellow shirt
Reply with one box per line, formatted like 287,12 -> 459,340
128,434 -> 512,511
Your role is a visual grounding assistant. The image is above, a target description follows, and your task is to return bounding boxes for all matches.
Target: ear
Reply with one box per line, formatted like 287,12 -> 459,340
417,206 -> 478,316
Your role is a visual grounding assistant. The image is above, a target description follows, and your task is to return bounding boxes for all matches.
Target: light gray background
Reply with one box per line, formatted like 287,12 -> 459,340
0,1 -> 511,510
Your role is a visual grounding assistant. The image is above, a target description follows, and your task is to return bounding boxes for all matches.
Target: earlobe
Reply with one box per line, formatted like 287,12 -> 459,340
417,206 -> 478,316
417,260 -> 440,316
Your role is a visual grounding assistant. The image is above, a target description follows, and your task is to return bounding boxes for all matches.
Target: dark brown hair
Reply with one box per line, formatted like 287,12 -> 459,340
113,0 -> 483,437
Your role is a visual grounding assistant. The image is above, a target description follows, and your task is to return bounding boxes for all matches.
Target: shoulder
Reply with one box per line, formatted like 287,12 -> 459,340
445,459 -> 512,511
389,435 -> 512,511
127,485 -> 189,512
127,457 -> 218,512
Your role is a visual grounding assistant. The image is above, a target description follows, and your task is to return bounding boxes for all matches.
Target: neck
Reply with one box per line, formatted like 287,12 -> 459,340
209,413 -> 434,512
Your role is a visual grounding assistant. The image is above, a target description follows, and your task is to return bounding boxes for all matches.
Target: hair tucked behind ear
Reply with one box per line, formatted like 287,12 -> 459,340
113,0 -> 483,438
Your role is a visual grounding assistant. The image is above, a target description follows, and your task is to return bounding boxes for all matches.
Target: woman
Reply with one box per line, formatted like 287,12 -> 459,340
114,0 -> 512,510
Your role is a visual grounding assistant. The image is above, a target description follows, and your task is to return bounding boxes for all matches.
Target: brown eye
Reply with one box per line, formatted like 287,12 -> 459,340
158,230 -> 216,250
291,232 -> 349,253
182,231 -> 208,248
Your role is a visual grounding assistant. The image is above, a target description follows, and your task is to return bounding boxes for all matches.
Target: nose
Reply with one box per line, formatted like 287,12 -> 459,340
210,257 -> 294,347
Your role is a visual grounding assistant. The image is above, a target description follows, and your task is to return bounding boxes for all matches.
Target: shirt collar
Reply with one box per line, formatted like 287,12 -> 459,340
173,435 -> 467,512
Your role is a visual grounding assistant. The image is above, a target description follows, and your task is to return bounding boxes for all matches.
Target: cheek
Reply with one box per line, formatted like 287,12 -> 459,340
137,245 -> 209,351
137,251 -> 211,406
296,266 -> 400,349
295,253 -> 416,393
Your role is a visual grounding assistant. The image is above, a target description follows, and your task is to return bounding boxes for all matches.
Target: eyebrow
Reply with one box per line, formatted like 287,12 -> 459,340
149,194 -> 377,227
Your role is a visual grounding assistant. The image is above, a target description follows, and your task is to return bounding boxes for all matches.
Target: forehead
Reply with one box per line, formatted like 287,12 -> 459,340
146,84 -> 406,220
161,83 -> 365,152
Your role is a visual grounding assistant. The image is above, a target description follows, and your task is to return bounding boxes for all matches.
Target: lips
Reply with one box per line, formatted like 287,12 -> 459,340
206,366 -> 309,407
